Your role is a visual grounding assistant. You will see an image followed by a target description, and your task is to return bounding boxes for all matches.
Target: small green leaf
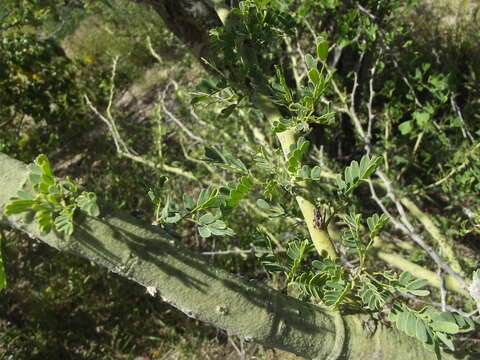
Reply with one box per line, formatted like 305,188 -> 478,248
308,68 -> 321,85
305,54 -> 317,70
366,213 -> 389,238
274,65 -> 293,103
35,154 -> 54,180
272,118 -> 295,133
316,40 -> 329,61
210,219 -> 227,230
164,213 -> 181,224
407,278 -> 429,290
405,311 -> 417,337
204,147 -> 247,173
196,79 -> 218,94
204,147 -> 224,163
436,332 -> 454,351
431,313 -> 462,334
183,194 -> 195,210
408,289 -> 430,296
190,94 -> 208,105
16,190 -> 34,200
28,173 -> 42,186
197,188 -> 211,208
219,104 -> 237,119
199,213 -> 215,225
54,209 -> 75,237
311,166 -> 321,179
226,175 -> 254,207
413,111 -> 430,127
198,226 -> 211,238
287,137 -> 310,173
359,276 -> 386,311
430,321 -> 459,334
193,188 -> 224,211
337,155 -> 382,195
399,121 -> 413,135
36,210 -> 53,235
59,178 -> 77,193
257,199 -> 271,210
415,318 -> 429,343
148,189 -> 158,204
76,192 -> 100,217
5,199 -> 35,214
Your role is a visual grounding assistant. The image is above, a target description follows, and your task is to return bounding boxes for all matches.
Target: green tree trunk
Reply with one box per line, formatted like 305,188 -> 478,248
0,153 -> 458,359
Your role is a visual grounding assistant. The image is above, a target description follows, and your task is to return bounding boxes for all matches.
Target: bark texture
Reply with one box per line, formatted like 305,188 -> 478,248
137,0 -> 222,59
0,153 -> 457,359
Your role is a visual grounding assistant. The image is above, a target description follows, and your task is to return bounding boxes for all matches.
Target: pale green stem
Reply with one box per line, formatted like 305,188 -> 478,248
211,0 -> 230,24
400,197 -> 464,276
252,95 -> 337,259
376,250 -> 468,297
210,0 -> 336,259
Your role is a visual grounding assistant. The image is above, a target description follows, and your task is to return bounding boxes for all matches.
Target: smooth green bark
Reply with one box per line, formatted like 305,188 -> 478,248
0,153 -> 459,359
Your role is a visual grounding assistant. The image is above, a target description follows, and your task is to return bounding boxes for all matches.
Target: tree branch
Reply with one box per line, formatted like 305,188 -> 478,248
0,153 -> 456,360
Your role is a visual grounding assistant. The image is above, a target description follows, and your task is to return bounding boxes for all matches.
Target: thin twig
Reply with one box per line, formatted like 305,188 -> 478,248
161,103 -> 205,143
356,3 -> 376,19
228,336 -> 245,360
84,95 -> 198,181
146,35 -> 163,64
376,169 -> 469,291
367,52 -> 382,143
437,268 -> 447,312
332,54 -> 472,298
450,95 -> 475,143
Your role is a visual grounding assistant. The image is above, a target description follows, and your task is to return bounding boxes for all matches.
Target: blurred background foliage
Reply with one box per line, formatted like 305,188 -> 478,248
0,0 -> 479,358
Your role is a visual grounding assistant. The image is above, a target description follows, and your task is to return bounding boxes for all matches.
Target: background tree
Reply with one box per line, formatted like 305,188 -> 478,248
1,0 -> 479,359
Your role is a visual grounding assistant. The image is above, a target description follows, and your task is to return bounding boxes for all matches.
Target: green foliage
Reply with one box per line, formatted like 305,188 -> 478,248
197,213 -> 235,238
225,175 -> 255,207
390,305 -> 476,354
252,150 -> 475,352
256,199 -> 285,218
1,0 -> 65,29
336,155 -> 383,196
209,0 -> 295,92
204,147 -> 248,174
5,154 -> 100,237
287,137 -> 310,173
271,41 -> 335,134
389,272 -> 430,297
2,0 -> 480,357
253,230 -> 286,273
341,212 -> 363,256
290,272 -> 327,299
358,276 -> 387,311
148,180 -> 237,238
295,165 -> 322,181
366,213 -> 390,239
286,240 -> 313,278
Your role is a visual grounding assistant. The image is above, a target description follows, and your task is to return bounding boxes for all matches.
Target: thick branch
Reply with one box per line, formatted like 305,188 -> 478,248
0,153 -> 453,360
136,0 -> 222,60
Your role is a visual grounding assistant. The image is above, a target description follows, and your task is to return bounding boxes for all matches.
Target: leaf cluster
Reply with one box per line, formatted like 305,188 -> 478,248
5,154 -> 100,237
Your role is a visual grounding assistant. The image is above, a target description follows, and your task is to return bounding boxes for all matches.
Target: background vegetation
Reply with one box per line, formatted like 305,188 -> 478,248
0,0 -> 479,358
